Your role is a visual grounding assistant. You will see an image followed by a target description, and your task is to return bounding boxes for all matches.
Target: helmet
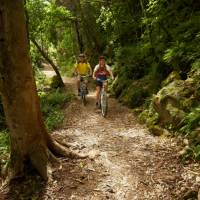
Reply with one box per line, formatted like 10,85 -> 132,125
99,55 -> 105,60
79,53 -> 85,58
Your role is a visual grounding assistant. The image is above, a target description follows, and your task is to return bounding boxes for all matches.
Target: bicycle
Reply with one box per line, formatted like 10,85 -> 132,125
96,78 -> 108,117
79,75 -> 89,106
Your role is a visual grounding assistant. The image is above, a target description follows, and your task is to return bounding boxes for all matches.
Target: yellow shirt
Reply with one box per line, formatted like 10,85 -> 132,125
74,62 -> 91,75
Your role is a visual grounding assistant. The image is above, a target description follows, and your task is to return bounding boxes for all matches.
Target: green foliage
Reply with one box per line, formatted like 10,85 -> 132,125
139,102 -> 159,126
26,0 -> 200,162
182,145 -> 200,161
27,0 -> 76,73
111,75 -> 131,98
180,107 -> 200,136
114,45 -> 146,79
0,130 -> 10,156
190,59 -> 200,95
119,83 -> 149,108
39,88 -> 74,130
40,88 -> 74,108
50,75 -> 63,89
35,70 -> 51,90
0,130 -> 10,174
45,109 -> 65,131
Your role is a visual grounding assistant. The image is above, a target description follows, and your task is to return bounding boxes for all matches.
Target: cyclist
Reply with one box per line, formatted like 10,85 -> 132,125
74,53 -> 92,95
93,56 -> 114,107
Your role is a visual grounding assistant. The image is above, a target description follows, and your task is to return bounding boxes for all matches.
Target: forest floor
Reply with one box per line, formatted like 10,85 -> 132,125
1,70 -> 200,200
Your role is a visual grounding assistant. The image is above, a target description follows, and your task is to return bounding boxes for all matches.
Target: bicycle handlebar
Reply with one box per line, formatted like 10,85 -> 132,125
79,74 -> 90,78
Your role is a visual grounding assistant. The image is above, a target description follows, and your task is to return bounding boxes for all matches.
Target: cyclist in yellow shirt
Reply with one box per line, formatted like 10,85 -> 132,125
74,54 -> 92,95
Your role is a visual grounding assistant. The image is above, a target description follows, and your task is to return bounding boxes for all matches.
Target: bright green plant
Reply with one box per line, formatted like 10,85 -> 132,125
180,106 -> 200,136
45,109 -> 65,131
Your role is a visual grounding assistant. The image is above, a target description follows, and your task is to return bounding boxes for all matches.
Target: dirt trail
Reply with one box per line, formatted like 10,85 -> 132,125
51,77 -> 200,200
1,74 -> 200,200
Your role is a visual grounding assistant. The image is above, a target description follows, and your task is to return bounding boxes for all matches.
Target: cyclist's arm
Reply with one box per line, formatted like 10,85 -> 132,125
92,65 -> 98,79
87,63 -> 93,76
73,63 -> 78,75
106,65 -> 114,80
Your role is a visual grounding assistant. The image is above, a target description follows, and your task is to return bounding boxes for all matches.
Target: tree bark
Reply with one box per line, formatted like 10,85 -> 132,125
74,19 -> 84,53
0,0 -> 83,180
31,38 -> 65,88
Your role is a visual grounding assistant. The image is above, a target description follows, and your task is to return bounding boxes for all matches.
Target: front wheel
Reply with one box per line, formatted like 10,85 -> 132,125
100,91 -> 108,117
81,94 -> 86,106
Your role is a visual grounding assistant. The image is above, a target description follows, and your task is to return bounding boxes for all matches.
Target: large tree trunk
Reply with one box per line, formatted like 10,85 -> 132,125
0,0 -> 84,180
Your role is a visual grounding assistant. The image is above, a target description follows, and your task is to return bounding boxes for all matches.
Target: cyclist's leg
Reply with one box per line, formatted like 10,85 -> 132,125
96,86 -> 101,104
77,76 -> 81,95
85,78 -> 89,94
103,81 -> 108,91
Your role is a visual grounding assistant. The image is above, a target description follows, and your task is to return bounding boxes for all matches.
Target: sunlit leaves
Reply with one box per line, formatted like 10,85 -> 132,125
97,7 -> 114,30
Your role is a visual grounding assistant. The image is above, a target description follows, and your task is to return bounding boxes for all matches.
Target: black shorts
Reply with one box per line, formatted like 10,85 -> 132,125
96,80 -> 103,87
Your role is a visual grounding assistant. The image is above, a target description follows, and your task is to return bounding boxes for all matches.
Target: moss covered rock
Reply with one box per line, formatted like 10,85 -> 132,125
152,79 -> 196,126
139,70 -> 198,135
112,75 -> 156,108
161,71 -> 181,87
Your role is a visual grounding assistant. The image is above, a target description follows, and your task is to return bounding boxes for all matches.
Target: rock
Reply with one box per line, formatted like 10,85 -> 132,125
162,71 -> 181,87
183,139 -> 189,145
152,78 -> 195,126
148,125 -> 164,136
178,145 -> 190,156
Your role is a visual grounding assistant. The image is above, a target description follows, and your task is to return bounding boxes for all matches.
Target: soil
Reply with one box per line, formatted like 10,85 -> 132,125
1,72 -> 200,200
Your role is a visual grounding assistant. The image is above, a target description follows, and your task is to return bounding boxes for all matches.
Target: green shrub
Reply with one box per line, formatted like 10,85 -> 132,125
39,88 -> 74,130
50,75 -> 64,88
182,145 -> 200,161
0,130 -> 10,155
45,109 -> 65,131
180,106 -> 200,136
35,70 -> 51,91
0,130 -> 10,174
111,75 -> 131,98
119,84 -> 149,108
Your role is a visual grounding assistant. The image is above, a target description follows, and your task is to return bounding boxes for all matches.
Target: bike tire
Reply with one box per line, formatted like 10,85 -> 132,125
82,94 -> 86,106
101,91 -> 108,117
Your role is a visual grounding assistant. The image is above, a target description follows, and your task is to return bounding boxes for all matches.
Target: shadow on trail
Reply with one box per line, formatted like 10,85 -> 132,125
1,157 -> 103,200
1,174 -> 46,200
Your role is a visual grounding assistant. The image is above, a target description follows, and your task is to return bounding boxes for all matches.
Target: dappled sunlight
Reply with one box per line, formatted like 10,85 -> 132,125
1,0 -> 200,199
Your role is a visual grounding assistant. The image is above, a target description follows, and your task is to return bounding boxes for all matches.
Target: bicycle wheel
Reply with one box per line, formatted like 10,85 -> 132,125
81,93 -> 86,106
100,91 -> 108,117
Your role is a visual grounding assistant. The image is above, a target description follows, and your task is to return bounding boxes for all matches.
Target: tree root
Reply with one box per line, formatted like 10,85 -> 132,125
54,138 -> 71,148
6,134 -> 88,181
49,139 -> 88,159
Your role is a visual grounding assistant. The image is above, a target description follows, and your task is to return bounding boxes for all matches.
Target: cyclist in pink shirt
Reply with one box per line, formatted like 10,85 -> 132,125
93,56 -> 114,107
